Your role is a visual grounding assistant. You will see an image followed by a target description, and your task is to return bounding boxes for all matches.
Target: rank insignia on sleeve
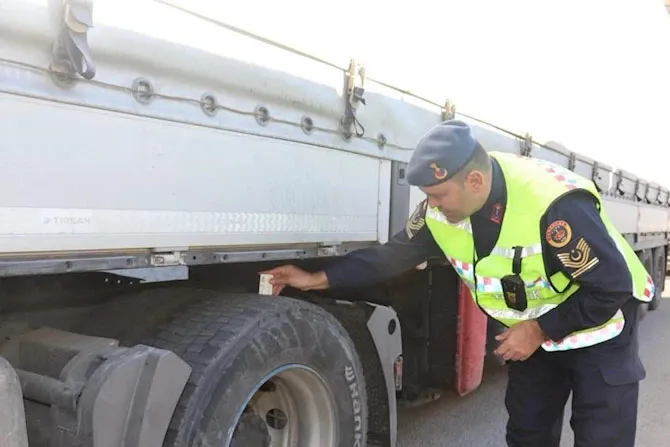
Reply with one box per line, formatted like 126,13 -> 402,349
546,220 -> 572,248
405,200 -> 427,239
556,237 -> 600,278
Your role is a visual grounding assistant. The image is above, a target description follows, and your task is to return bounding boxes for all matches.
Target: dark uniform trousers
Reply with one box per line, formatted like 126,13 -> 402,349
504,299 -> 645,447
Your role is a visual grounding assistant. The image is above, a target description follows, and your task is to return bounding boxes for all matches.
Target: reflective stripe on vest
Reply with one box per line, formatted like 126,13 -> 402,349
424,152 -> 654,352
541,310 -> 625,351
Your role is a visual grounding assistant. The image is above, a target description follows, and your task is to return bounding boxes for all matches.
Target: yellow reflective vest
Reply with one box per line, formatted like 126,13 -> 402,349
424,151 -> 654,351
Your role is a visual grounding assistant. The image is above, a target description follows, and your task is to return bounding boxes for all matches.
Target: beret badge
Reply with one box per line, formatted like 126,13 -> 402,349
429,162 -> 448,180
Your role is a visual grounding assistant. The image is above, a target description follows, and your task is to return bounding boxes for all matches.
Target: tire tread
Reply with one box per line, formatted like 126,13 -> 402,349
143,292 -> 358,446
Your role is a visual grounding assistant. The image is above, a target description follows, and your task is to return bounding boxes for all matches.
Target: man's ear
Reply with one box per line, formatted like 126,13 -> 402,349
465,170 -> 484,192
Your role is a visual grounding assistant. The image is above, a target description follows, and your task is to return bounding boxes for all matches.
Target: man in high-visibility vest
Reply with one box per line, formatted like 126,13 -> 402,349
262,120 -> 651,447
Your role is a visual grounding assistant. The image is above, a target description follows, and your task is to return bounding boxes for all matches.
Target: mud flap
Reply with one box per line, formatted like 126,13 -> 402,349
455,281 -> 488,396
365,303 -> 403,447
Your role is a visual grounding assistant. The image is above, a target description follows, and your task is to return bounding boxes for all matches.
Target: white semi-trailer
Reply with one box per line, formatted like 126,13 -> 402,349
0,1 -> 668,446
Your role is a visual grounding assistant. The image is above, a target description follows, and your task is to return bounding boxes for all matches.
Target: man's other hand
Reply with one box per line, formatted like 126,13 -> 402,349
259,265 -> 329,295
494,320 -> 547,361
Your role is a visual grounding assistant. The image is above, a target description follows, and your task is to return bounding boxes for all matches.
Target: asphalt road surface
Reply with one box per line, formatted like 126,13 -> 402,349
396,280 -> 670,447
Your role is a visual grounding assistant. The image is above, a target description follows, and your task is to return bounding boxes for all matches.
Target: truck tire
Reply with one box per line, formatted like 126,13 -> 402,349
649,247 -> 665,311
146,292 -> 368,447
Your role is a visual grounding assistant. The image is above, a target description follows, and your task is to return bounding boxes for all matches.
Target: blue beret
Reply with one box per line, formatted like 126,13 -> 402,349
406,120 -> 479,187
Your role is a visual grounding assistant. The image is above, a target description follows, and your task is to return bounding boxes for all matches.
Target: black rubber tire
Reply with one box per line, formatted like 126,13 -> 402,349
147,292 -> 368,447
649,247 -> 665,311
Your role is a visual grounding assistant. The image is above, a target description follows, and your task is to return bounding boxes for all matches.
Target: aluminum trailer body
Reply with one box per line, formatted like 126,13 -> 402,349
0,1 -> 668,446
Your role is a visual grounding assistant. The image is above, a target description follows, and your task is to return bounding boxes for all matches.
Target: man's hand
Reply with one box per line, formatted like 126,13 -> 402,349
494,320 -> 547,362
259,265 -> 329,296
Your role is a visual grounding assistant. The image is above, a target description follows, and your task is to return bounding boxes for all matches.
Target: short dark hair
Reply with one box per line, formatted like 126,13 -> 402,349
453,143 -> 491,182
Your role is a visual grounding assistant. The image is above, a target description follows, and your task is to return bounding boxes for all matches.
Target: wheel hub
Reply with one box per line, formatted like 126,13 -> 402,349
230,366 -> 337,447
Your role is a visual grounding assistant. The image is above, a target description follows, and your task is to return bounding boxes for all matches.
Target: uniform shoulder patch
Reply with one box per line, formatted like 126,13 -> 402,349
405,200 -> 428,239
556,237 -> 600,279
545,220 -> 572,248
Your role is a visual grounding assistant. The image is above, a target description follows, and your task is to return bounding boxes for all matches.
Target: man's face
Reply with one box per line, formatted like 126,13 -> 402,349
421,171 -> 486,223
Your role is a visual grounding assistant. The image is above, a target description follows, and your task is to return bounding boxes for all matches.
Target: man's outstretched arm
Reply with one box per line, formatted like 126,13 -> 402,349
262,200 -> 444,294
